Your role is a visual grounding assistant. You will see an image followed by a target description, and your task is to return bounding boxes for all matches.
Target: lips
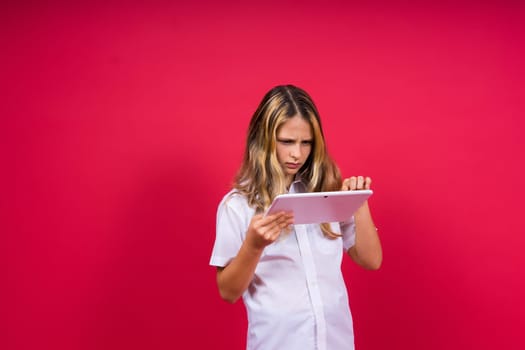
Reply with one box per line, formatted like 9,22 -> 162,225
285,163 -> 300,169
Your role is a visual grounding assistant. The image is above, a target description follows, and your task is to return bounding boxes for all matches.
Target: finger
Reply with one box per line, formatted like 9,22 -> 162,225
252,214 -> 273,235
269,226 -> 282,241
272,215 -> 286,230
252,214 -> 263,221
349,176 -> 357,190
262,223 -> 279,241
365,177 -> 372,189
260,215 -> 284,237
285,213 -> 294,226
261,219 -> 277,238
267,213 -> 293,239
261,212 -> 284,226
251,214 -> 264,227
274,215 -> 292,236
269,211 -> 294,225
341,178 -> 351,191
280,211 -> 294,224
272,215 -> 293,234
283,224 -> 293,234
268,211 -> 287,224
357,176 -> 364,189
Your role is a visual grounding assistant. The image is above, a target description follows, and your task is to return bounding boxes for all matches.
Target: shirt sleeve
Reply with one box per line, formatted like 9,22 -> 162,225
340,216 -> 356,251
209,195 -> 247,267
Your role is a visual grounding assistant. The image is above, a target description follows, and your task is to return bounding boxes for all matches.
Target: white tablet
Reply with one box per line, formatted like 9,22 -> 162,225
265,190 -> 372,225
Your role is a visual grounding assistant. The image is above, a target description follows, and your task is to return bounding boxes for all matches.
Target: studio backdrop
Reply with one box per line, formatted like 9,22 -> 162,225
3,2 -> 524,349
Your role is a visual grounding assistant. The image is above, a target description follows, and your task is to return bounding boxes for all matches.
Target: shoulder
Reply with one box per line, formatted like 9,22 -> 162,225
216,190 -> 254,230
218,190 -> 252,217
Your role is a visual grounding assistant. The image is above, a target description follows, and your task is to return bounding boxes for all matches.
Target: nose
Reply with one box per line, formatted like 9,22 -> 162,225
290,144 -> 301,159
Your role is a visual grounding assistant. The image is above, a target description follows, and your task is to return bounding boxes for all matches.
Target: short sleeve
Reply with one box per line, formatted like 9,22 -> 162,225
209,194 -> 249,267
340,216 -> 356,251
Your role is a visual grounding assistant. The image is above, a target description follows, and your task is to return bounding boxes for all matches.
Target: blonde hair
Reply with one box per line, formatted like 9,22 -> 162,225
234,85 -> 342,237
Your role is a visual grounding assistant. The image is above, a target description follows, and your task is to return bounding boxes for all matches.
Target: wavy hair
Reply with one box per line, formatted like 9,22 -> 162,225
234,85 -> 342,237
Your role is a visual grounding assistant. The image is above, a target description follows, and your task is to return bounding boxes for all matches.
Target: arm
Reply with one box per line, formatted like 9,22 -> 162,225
342,176 -> 383,270
216,212 -> 294,303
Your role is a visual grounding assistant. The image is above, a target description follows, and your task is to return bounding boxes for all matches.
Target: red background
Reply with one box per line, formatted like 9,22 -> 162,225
3,2 -> 525,349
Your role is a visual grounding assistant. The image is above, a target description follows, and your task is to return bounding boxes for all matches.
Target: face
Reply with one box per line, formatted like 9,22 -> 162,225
275,115 -> 313,186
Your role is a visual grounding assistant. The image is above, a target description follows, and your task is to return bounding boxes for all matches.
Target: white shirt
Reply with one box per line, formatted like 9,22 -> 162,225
210,180 -> 356,350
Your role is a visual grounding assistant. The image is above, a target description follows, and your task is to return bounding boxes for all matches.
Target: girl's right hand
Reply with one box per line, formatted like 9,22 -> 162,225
246,212 -> 294,250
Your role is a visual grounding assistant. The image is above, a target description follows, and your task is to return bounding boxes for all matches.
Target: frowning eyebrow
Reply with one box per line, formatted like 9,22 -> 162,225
277,137 -> 295,142
277,138 -> 313,143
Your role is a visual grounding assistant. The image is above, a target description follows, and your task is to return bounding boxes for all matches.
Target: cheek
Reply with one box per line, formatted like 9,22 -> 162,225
275,146 -> 286,163
304,146 -> 312,159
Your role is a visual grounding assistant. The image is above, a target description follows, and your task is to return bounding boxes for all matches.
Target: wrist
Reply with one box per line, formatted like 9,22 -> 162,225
243,238 -> 266,256
354,201 -> 371,219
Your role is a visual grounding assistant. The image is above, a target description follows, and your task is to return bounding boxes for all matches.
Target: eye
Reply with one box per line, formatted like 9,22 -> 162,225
302,140 -> 313,146
278,139 -> 294,145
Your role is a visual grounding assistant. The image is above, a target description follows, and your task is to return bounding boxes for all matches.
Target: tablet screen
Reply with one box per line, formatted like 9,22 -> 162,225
265,190 -> 372,225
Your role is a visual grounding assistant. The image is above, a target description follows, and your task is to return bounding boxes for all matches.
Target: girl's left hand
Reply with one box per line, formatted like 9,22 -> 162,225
341,176 -> 372,191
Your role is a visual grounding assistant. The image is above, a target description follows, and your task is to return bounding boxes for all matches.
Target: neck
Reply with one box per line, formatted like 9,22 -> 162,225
285,175 -> 293,190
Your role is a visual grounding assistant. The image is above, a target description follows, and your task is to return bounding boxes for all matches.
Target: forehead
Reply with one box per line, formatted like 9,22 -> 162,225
277,115 -> 312,137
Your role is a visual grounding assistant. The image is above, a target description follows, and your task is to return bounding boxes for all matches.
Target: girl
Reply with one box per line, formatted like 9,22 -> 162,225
210,85 -> 382,350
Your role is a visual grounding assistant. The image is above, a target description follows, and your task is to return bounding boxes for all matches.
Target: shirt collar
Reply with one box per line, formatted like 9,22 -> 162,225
289,175 -> 307,194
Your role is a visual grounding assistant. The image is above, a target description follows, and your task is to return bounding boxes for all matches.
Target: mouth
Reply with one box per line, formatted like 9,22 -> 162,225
285,163 -> 301,170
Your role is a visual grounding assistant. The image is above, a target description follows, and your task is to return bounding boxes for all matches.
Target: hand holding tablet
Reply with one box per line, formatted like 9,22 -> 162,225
265,190 -> 373,225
